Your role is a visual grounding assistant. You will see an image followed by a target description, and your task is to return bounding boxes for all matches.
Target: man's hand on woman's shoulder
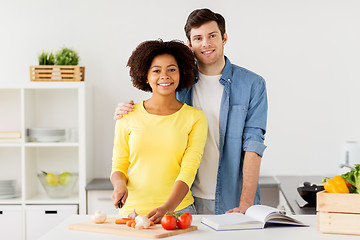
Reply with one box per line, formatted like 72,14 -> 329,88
113,100 -> 135,120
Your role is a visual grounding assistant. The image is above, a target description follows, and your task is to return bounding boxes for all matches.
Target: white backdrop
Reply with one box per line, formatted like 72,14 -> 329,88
1,0 -> 359,178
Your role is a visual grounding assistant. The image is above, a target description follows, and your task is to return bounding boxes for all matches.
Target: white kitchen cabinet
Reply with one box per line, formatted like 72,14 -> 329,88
25,204 -> 77,240
0,83 -> 93,239
87,190 -> 114,215
0,205 -> 23,240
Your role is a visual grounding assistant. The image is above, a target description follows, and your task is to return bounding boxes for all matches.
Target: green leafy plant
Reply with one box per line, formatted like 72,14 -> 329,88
38,51 -> 55,65
55,47 -> 80,65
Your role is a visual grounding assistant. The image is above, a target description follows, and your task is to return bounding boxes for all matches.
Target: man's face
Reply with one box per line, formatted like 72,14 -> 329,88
188,21 -> 227,67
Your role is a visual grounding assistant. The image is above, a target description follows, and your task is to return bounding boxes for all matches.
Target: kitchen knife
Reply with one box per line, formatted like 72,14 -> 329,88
117,197 -> 123,209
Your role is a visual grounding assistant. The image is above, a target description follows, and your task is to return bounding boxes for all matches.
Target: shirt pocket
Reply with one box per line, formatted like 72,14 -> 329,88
227,104 -> 248,139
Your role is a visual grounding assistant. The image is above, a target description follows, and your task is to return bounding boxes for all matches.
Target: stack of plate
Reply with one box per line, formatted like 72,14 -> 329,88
0,179 -> 17,199
27,128 -> 66,142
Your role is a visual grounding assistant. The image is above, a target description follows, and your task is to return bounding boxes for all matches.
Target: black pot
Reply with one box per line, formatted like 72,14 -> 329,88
297,182 -> 324,206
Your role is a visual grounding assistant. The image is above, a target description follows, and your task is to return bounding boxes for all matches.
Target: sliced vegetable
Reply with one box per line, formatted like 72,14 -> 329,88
126,219 -> 136,227
322,175 -> 349,193
342,164 -> 360,193
115,218 -> 132,224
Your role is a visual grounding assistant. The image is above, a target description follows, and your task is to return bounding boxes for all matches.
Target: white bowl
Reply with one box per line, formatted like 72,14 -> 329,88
28,128 -> 65,137
33,136 -> 65,142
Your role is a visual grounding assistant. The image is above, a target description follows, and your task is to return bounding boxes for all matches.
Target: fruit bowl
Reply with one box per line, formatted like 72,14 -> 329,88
37,172 -> 78,198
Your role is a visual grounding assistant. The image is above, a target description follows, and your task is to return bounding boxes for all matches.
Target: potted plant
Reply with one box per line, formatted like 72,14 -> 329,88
38,51 -> 55,65
30,47 -> 85,81
55,47 -> 81,80
37,51 -> 55,80
55,47 -> 80,66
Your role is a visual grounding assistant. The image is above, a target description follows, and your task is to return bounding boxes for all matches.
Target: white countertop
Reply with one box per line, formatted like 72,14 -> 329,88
39,215 -> 359,240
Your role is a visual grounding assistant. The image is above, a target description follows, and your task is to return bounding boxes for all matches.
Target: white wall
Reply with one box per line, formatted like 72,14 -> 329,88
1,0 -> 359,178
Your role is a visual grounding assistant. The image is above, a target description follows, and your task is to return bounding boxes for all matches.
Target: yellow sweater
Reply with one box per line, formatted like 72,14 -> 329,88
111,101 -> 207,215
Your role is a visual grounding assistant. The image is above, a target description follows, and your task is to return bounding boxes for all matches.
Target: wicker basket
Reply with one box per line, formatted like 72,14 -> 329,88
30,65 -> 85,81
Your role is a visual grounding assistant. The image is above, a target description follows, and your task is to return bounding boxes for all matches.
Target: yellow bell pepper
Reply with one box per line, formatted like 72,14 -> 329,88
323,175 -> 350,193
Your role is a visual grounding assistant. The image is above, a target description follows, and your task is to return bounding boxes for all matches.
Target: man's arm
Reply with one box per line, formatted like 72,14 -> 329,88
226,77 -> 267,214
226,151 -> 261,213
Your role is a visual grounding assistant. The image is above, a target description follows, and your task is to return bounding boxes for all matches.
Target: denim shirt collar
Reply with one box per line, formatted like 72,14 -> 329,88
219,56 -> 232,85
193,56 -> 232,86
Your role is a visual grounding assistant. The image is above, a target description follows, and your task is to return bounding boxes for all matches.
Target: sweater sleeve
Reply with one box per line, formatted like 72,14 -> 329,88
176,110 -> 208,188
110,118 -> 130,179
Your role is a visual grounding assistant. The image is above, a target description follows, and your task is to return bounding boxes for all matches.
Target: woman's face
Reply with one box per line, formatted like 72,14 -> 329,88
147,54 -> 180,96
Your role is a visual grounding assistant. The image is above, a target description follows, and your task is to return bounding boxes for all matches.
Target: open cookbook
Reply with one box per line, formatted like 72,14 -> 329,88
201,205 -> 308,231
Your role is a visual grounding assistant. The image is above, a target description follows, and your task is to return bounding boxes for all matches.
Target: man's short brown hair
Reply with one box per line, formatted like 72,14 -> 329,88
184,8 -> 226,41
127,39 -> 196,92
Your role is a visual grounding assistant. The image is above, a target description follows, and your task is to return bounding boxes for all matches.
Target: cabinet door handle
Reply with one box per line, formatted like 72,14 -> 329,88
0,211 -> 2,214
45,210 -> 58,214
97,197 -> 111,201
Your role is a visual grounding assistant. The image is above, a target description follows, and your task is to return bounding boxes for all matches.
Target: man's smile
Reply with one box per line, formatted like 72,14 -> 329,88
201,49 -> 215,55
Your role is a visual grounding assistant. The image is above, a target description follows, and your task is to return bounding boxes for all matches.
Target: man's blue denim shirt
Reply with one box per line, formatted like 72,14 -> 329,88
176,57 -> 268,214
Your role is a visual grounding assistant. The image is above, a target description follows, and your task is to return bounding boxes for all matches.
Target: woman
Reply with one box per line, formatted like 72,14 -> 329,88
110,40 -> 207,223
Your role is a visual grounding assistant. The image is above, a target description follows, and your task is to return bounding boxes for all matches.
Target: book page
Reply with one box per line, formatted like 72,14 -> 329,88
245,205 -> 281,222
265,215 -> 305,225
246,205 -> 307,226
205,213 -> 261,225
201,213 -> 264,230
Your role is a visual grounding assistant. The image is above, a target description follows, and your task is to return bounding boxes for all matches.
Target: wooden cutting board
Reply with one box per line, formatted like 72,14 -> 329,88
68,218 -> 198,238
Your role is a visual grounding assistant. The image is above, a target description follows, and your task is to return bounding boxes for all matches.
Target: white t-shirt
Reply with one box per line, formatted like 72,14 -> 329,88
191,72 -> 223,200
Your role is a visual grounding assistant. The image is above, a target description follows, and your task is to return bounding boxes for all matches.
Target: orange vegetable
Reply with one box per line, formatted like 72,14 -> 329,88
131,222 -> 136,228
150,221 -> 155,226
115,218 -> 132,224
126,219 -> 136,227
323,175 -> 350,193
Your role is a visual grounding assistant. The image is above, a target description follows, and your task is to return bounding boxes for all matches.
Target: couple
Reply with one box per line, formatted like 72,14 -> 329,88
111,8 -> 268,223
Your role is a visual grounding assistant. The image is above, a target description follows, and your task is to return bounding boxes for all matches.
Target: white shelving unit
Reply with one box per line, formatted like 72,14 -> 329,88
0,82 -> 92,240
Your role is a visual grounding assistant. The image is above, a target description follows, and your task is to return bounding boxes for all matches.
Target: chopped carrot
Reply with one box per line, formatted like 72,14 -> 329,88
131,222 -> 136,228
115,218 -> 130,224
115,218 -> 133,224
126,219 -> 136,227
150,221 -> 155,226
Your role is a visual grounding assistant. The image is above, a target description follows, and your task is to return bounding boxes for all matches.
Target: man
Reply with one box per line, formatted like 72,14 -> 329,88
114,8 -> 267,215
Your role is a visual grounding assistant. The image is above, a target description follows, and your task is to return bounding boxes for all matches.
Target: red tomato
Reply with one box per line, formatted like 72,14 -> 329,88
177,212 -> 192,229
161,215 -> 177,230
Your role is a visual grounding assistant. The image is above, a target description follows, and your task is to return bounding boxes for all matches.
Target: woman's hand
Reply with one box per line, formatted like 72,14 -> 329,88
147,205 -> 170,224
113,100 -> 134,120
111,182 -> 128,208
147,180 -> 189,223
110,172 -> 128,208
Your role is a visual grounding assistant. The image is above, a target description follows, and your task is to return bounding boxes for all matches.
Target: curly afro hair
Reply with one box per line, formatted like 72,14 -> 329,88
127,39 -> 196,92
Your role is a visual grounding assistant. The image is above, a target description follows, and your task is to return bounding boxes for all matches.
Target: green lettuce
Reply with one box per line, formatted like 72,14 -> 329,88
342,164 -> 360,193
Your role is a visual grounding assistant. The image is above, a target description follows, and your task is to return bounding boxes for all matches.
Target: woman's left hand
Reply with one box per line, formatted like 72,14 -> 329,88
147,205 -> 169,224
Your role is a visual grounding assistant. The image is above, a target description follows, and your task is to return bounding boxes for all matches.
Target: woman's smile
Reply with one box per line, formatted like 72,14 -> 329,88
147,54 -> 180,96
